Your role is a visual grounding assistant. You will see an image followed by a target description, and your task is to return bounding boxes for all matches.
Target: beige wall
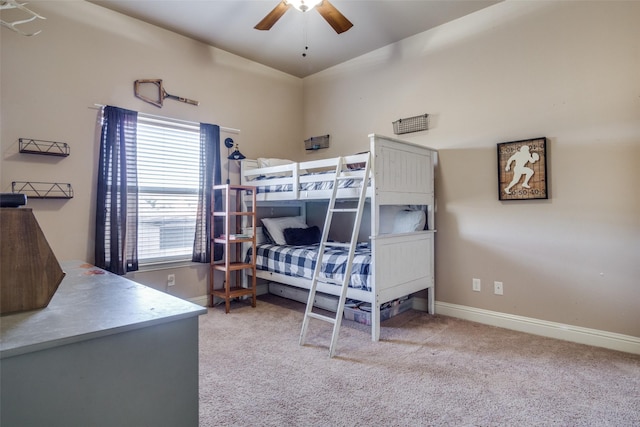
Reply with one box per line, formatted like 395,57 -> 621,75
1,1 -> 303,301
302,1 -> 640,337
2,1 -> 638,338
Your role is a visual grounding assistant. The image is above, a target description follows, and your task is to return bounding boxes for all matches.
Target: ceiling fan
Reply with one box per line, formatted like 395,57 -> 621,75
255,0 -> 353,34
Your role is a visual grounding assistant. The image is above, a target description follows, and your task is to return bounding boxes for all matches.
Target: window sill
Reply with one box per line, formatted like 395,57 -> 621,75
136,260 -> 204,273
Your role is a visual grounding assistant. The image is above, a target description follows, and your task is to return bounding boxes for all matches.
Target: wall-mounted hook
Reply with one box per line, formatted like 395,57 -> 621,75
1,1 -> 46,36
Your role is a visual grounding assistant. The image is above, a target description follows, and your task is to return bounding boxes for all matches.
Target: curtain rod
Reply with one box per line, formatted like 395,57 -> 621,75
91,104 -> 240,135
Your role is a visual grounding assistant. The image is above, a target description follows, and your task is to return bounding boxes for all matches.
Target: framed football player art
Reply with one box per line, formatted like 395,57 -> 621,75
497,137 -> 548,201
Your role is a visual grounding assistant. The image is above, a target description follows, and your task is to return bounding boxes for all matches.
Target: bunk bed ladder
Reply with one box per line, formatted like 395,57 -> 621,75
299,153 -> 371,357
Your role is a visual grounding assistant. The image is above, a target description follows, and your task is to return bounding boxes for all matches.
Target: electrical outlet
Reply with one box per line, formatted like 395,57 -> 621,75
167,274 -> 176,287
472,278 -> 481,292
494,281 -> 503,295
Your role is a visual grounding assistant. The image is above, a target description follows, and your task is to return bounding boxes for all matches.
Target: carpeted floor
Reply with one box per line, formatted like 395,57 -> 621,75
198,294 -> 640,426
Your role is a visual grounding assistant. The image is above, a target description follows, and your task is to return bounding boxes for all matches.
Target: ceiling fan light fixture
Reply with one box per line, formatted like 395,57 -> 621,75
255,0 -> 351,34
287,0 -> 322,12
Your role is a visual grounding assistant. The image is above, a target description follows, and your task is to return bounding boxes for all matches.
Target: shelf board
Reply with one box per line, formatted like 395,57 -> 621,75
212,262 -> 255,272
213,211 -> 254,216
12,181 -> 74,199
19,138 -> 70,157
213,237 -> 254,244
210,286 -> 255,299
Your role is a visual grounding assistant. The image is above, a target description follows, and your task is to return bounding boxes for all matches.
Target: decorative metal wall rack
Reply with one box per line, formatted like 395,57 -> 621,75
12,182 -> 74,199
19,138 -> 70,156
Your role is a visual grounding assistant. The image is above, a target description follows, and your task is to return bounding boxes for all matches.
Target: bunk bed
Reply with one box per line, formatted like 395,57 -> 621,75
240,134 -> 437,341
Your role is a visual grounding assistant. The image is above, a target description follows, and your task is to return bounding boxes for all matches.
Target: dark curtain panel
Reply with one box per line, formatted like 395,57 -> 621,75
95,106 -> 139,275
192,123 -> 222,262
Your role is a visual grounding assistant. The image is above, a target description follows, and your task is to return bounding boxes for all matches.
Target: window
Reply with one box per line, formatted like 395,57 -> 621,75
136,114 -> 200,265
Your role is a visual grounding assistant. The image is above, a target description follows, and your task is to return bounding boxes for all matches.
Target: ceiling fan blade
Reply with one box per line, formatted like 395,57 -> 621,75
316,0 -> 353,34
254,1 -> 291,30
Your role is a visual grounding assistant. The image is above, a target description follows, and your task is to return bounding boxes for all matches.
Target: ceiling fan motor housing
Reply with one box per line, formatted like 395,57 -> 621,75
289,0 -> 322,12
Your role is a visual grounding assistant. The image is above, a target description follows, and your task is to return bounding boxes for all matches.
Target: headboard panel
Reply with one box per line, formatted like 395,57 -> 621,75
369,134 -> 435,207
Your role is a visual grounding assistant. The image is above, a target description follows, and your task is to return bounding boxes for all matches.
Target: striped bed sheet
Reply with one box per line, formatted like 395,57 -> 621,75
246,242 -> 372,291
251,170 -> 365,194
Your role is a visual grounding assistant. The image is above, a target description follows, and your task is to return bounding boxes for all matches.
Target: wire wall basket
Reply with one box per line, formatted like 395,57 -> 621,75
12,181 -> 74,199
304,134 -> 330,150
19,138 -> 70,157
392,114 -> 429,135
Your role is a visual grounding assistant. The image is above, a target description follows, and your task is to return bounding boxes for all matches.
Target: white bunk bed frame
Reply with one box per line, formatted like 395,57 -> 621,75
240,134 -> 437,341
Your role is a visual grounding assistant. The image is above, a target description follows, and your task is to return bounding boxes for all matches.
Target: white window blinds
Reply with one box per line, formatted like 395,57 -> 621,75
136,114 -> 200,264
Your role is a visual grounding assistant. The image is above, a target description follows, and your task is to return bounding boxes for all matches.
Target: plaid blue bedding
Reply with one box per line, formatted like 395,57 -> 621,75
252,171 -> 364,194
247,243 -> 372,291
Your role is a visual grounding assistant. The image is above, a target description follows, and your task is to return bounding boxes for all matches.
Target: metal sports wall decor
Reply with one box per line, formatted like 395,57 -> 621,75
497,137 -> 548,201
134,79 -> 199,108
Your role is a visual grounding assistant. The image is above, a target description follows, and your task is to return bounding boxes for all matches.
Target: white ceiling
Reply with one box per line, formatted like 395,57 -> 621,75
89,0 -> 501,78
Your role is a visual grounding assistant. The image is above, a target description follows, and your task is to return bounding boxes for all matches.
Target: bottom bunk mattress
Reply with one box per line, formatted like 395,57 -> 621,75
246,243 -> 371,291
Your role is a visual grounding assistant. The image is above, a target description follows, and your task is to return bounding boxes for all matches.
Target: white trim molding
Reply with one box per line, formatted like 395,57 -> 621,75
190,295 -> 640,355
435,301 -> 640,355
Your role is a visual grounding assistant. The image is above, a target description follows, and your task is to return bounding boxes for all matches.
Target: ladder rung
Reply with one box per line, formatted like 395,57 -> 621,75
307,312 -> 337,324
324,241 -> 350,249
337,175 -> 364,181
314,275 -> 343,285
330,208 -> 358,213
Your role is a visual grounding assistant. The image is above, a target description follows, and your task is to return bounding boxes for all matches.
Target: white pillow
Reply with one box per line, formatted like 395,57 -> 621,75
261,216 -> 308,245
257,157 -> 293,168
257,158 -> 292,178
392,210 -> 426,233
256,158 -> 308,177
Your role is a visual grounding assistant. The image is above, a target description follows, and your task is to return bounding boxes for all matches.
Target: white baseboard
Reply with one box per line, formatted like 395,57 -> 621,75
435,301 -> 640,355
190,294 -> 639,355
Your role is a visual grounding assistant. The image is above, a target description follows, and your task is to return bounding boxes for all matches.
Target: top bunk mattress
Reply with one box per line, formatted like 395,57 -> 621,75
250,170 -> 365,194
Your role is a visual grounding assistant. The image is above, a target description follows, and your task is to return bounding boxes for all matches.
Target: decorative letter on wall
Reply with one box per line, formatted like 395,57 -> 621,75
497,137 -> 548,201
